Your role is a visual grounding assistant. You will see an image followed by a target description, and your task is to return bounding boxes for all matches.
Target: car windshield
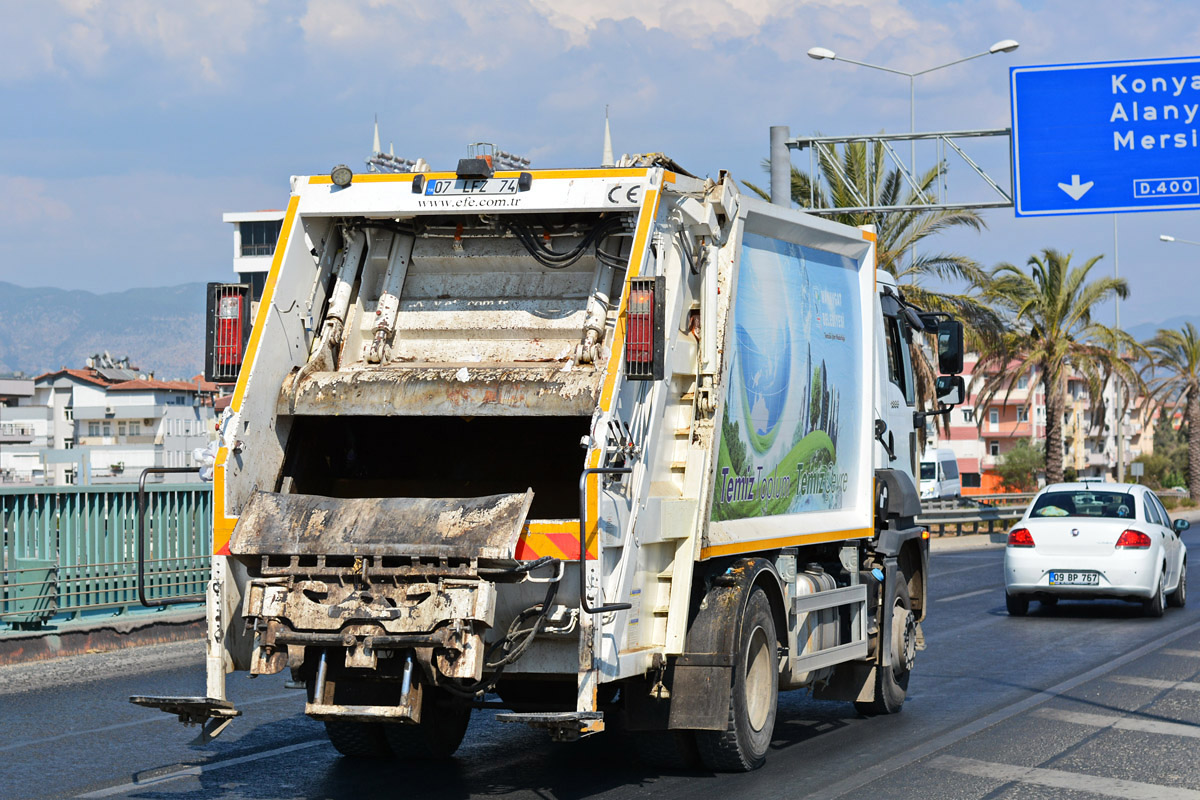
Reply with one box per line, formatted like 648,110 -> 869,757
1030,490 -> 1137,519
920,463 -> 936,480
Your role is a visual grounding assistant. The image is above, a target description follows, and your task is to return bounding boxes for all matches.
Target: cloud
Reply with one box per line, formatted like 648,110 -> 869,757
0,0 -> 269,85
0,172 -> 278,291
0,178 -> 74,226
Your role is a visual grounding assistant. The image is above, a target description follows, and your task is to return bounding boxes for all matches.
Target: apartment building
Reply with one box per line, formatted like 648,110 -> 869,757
0,364 -> 217,486
936,355 -> 1140,493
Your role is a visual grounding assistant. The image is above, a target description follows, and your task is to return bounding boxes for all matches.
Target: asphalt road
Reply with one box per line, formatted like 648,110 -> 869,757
7,526 -> 1200,800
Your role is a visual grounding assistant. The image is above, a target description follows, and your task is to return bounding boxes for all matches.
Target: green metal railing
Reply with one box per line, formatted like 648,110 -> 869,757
1,483 -> 212,629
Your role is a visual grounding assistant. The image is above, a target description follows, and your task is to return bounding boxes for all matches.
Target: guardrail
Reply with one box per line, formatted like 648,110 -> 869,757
1,483 -> 211,629
917,494 -> 1032,536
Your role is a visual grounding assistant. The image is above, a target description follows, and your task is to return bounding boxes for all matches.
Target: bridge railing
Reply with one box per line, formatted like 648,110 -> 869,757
0,483 -> 211,629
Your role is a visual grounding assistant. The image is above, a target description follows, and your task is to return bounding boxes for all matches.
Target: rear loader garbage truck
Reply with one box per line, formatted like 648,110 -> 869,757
133,154 -> 965,771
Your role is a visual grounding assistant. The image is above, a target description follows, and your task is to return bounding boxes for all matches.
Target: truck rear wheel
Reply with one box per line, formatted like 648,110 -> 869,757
324,720 -> 390,759
855,576 -> 914,716
384,688 -> 471,760
695,586 -> 778,772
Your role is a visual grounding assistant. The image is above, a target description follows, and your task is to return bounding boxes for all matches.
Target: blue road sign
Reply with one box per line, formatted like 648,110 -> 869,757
1011,56 -> 1200,217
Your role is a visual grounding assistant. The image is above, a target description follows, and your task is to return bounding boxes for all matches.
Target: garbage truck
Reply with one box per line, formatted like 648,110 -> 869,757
133,153 -> 966,772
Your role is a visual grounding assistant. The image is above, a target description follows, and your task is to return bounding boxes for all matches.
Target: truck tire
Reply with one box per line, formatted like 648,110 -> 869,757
695,586 -> 778,772
855,577 -> 914,716
384,689 -> 471,760
324,720 -> 390,759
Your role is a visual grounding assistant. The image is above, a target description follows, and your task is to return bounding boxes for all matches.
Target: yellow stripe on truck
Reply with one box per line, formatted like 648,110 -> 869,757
699,528 -> 875,560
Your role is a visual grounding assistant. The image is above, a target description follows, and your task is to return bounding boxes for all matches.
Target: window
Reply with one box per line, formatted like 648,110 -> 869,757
1143,496 -> 1165,526
88,421 -> 100,436
962,472 -> 982,488
102,422 -> 111,436
64,468 -> 76,486
248,271 -> 267,302
989,440 -> 1000,456
1151,493 -> 1172,526
176,395 -> 186,405
883,318 -> 914,404
989,408 -> 999,428
963,408 -> 975,423
64,408 -> 73,421
118,422 -> 127,436
1017,406 -> 1028,423
1017,375 -> 1029,390
240,220 -> 282,257
63,438 -> 74,450
129,421 -> 141,436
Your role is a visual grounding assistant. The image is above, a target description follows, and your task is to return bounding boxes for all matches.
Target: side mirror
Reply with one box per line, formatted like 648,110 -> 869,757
935,375 -> 965,407
1174,518 -> 1190,533
937,320 -> 964,375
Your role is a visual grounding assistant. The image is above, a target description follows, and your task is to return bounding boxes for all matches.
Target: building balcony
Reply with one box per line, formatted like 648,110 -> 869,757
0,425 -> 37,444
984,423 -> 1037,438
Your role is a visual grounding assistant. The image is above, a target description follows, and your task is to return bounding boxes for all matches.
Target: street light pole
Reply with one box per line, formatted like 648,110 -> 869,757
806,40 -> 1018,267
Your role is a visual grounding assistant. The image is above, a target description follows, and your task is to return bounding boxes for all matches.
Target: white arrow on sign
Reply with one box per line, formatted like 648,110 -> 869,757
1058,174 -> 1094,201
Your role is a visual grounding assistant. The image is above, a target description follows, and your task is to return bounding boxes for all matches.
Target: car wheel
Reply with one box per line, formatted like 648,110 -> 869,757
1144,569 -> 1167,618
1168,560 -> 1187,608
1006,593 -> 1029,616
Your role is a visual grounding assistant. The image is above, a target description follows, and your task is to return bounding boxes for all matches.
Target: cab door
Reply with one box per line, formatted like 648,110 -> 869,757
879,300 -> 917,478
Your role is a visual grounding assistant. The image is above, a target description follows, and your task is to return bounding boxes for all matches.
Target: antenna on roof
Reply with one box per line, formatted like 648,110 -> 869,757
372,114 -> 381,155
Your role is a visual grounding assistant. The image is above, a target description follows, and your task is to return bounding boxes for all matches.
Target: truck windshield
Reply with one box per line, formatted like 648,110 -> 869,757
920,463 -> 936,480
1030,491 -> 1136,519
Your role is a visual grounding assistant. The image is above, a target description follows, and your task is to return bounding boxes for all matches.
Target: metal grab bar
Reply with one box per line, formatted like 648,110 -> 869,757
577,467 -> 633,614
137,467 -> 206,607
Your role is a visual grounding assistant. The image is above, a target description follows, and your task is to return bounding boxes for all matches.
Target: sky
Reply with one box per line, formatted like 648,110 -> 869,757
3,0 -> 1200,330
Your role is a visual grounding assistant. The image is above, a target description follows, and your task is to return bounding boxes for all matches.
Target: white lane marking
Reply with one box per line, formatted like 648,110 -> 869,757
76,739 -> 325,798
930,755 -> 1200,799
936,587 -> 998,603
0,692 -> 297,753
1110,675 -> 1200,692
1164,648 -> 1200,657
803,619 -> 1200,800
1035,707 -> 1200,738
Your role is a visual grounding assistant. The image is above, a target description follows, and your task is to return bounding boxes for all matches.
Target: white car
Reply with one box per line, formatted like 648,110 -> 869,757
1004,482 -> 1189,617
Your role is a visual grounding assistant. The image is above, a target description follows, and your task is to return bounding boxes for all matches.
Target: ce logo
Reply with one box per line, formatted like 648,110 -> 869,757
607,184 -> 642,204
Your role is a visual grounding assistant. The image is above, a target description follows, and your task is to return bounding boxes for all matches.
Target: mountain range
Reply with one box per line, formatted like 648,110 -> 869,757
0,282 -> 207,380
0,281 -> 1197,382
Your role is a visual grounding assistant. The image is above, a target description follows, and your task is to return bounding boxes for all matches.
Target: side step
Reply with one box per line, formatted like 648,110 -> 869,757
129,695 -> 241,744
496,711 -> 603,742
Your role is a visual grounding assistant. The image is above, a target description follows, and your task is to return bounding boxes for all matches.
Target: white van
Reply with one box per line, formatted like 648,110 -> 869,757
920,448 -> 961,500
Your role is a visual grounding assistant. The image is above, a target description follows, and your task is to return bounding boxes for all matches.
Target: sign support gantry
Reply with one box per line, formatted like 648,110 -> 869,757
768,125 -> 1015,214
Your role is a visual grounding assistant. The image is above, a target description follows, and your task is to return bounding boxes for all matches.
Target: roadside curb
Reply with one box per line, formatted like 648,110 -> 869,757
0,608 -> 204,667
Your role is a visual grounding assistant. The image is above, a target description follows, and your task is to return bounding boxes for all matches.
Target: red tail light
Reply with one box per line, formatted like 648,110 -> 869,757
624,276 -> 664,381
1007,528 -> 1034,547
1115,529 -> 1152,549
205,282 -> 251,383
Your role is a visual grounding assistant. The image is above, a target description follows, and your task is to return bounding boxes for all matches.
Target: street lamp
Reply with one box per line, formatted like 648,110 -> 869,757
806,39 -> 1018,273
806,39 -> 1019,178
1161,234 -> 1200,246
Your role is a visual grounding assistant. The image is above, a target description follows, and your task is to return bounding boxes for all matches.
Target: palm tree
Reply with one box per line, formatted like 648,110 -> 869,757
1142,323 -> 1200,500
977,248 -> 1139,484
747,140 -> 1000,420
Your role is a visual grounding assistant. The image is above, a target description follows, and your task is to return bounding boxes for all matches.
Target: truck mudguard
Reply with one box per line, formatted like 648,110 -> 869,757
667,557 -> 785,731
